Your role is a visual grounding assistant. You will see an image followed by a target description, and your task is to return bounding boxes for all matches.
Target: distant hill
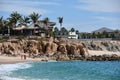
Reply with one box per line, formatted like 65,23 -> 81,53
92,27 -> 114,33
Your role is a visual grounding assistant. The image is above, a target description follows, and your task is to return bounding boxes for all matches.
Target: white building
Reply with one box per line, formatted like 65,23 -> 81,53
68,31 -> 78,39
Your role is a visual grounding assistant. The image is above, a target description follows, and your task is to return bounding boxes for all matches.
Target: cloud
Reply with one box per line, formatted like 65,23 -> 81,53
95,16 -> 120,22
76,0 -> 120,13
94,16 -> 120,28
0,0 -> 60,6
0,4 -> 47,15
0,0 -> 60,15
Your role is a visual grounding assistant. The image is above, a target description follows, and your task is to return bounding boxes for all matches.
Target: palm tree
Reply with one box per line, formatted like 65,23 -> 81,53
19,16 -> 31,26
7,17 -> 17,36
0,16 -> 10,35
5,20 -> 10,36
0,16 -> 3,29
18,16 -> 31,35
54,27 -> 59,37
9,11 -> 22,27
0,16 -> 5,34
29,12 -> 41,35
29,12 -> 41,23
42,17 -> 51,37
58,17 -> 63,37
43,17 -> 49,28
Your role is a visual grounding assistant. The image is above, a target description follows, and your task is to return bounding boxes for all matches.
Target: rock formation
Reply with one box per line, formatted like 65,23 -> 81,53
0,37 -> 120,61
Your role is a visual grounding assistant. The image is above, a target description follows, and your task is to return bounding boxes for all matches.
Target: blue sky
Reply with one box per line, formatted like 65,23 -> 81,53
0,0 -> 120,32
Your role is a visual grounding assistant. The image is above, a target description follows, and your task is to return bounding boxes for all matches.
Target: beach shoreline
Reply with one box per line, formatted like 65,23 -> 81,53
0,55 -> 42,65
0,38 -> 120,64
0,50 -> 120,65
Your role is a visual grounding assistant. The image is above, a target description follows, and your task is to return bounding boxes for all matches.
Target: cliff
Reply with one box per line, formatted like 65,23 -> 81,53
0,38 -> 120,61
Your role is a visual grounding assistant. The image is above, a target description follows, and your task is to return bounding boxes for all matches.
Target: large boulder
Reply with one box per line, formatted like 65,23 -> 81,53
45,42 -> 58,56
57,44 -> 67,54
56,53 -> 70,61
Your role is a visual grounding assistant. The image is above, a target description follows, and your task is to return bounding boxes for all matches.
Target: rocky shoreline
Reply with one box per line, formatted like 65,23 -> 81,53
0,37 -> 120,61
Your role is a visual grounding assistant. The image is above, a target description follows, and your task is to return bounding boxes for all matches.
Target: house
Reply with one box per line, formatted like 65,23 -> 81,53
68,31 -> 78,39
12,21 -> 56,37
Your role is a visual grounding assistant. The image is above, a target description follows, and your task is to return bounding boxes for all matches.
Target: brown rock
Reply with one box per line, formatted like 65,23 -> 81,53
57,44 -> 67,54
45,42 -> 58,56
56,54 -> 70,61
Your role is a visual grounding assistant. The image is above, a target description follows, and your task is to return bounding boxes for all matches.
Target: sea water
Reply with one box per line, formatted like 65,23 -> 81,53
0,61 -> 120,80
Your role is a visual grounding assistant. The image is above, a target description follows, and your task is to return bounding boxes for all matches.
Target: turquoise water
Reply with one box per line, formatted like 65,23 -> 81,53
0,61 -> 120,80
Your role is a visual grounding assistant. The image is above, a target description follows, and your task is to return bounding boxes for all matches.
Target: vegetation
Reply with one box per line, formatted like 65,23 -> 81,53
29,12 -> 41,23
19,16 -> 31,26
58,17 -> 63,37
70,28 -> 75,32
8,11 -> 22,27
29,12 -> 41,35
0,12 -> 120,40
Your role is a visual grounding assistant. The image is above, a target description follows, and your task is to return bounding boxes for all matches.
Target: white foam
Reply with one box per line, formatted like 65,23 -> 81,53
0,62 -> 49,80
1,76 -> 25,80
0,62 -> 32,80
1,76 -> 49,80
47,60 -> 57,62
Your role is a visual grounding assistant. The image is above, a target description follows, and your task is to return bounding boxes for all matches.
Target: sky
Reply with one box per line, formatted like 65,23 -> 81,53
0,0 -> 120,32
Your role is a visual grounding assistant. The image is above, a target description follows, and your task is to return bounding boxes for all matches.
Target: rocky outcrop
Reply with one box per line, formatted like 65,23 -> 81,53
0,38 -> 86,60
81,41 -> 120,52
0,38 -> 120,61
86,54 -> 120,61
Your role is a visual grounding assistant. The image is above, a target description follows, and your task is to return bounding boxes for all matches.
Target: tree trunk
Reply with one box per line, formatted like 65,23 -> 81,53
7,26 -> 10,36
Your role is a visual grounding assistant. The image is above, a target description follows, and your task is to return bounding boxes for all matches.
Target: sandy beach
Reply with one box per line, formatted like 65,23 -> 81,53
0,50 -> 120,65
0,55 -> 42,65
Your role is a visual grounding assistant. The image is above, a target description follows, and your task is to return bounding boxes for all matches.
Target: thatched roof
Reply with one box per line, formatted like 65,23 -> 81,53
13,25 -> 26,30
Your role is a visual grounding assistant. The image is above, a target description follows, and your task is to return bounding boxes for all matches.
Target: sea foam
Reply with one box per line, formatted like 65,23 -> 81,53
0,62 -> 32,80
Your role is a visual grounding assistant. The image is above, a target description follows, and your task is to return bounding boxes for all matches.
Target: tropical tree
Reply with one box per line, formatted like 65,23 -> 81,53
96,32 -> 102,38
80,33 -> 86,39
42,17 -> 50,37
43,17 -> 49,28
0,16 -> 5,34
29,12 -> 41,24
102,30 -> 108,38
58,17 -> 63,37
54,27 -> 59,32
0,16 -> 10,35
54,27 -> 59,37
29,12 -> 41,35
61,27 -> 68,35
70,28 -> 75,32
7,16 -> 19,36
19,16 -> 31,26
76,30 -> 79,34
9,11 -> 22,27
0,16 -> 4,29
92,32 -> 96,38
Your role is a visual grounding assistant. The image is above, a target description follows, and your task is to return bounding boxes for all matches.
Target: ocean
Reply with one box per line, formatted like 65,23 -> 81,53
0,61 -> 120,80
